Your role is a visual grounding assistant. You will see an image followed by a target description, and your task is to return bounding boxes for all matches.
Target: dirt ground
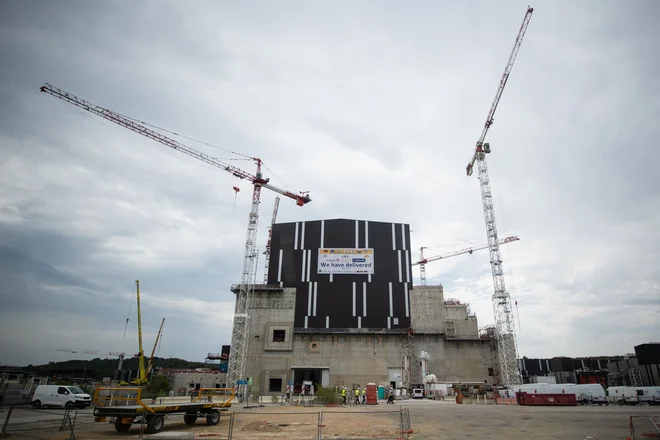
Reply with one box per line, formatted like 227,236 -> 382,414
3,400 -> 659,439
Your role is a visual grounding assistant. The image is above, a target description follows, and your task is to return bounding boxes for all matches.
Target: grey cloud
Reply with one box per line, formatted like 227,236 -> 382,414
0,0 -> 658,364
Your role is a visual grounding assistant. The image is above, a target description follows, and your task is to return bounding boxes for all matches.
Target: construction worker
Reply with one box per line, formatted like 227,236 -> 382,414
354,387 -> 360,404
387,388 -> 395,404
361,387 -> 366,405
341,387 -> 347,405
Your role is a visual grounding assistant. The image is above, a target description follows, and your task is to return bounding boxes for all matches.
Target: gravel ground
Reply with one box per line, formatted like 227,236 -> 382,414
2,400 -> 658,439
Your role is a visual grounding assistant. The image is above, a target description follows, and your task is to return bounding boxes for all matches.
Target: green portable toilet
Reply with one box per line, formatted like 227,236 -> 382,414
377,385 -> 385,400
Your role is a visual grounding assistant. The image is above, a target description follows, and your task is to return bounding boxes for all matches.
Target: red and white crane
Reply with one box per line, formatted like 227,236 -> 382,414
41,84 -> 312,391
263,196 -> 280,284
464,7 -> 534,388
414,236 -> 520,285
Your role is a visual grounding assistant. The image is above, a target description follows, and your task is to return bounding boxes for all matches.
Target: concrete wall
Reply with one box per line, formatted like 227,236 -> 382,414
244,284 -> 493,395
409,285 -> 445,333
171,372 -> 227,392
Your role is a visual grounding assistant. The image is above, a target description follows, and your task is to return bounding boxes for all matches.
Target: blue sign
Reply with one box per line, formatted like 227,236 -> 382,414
237,380 -> 248,385
287,381 -> 293,386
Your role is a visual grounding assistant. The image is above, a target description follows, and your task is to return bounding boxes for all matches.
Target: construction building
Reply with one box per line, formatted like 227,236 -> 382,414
237,218 -> 494,395
607,343 -> 660,387
518,356 -> 622,385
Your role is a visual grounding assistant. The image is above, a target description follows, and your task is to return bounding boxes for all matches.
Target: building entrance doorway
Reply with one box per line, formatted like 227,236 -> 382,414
292,368 -> 329,393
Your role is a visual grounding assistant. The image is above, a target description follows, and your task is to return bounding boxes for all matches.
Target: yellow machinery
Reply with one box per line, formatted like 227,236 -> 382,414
116,280 -> 164,386
146,318 -> 165,377
93,386 -> 234,433
130,280 -> 147,385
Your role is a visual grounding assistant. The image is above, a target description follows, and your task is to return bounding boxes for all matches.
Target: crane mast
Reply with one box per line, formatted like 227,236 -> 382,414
40,84 -> 312,391
465,7 -> 533,388
415,236 -> 520,285
263,196 -> 280,283
134,280 -> 147,384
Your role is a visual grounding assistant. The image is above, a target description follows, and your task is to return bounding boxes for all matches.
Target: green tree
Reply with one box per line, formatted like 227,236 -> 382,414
146,375 -> 171,398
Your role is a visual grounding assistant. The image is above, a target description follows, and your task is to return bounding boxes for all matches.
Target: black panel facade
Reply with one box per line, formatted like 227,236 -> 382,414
635,343 -> 660,365
268,218 -> 413,330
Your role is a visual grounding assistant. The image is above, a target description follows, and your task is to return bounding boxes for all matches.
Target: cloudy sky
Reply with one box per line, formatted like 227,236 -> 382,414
1,0 -> 658,366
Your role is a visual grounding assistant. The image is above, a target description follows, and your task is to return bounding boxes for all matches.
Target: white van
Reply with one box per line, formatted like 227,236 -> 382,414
575,384 -> 607,405
606,386 -> 638,405
31,385 -> 92,409
635,387 -> 660,405
546,383 -> 579,399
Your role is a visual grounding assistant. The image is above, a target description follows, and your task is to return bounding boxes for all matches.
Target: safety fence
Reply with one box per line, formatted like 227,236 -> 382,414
0,406 -> 412,440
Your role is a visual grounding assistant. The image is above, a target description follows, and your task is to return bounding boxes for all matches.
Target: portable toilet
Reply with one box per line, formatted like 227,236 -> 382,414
366,383 -> 378,405
377,385 -> 385,400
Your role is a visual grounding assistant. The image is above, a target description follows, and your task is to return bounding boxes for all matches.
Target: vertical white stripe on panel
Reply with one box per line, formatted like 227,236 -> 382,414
326,316 -> 329,329
387,316 -> 391,329
352,282 -> 356,316
358,316 -> 362,329
329,273 -> 333,282
391,223 -> 396,250
355,220 -> 359,248
538,359 -> 542,370
313,282 -> 318,316
320,220 -> 325,248
301,221 -> 306,249
397,250 -> 402,283
401,224 -> 406,250
388,282 -> 393,316
304,316 -> 308,329
306,250 -> 311,281
294,222 -> 299,250
301,249 -> 307,282
277,249 -> 283,282
404,283 -> 409,317
307,283 -> 313,316
368,274 -> 371,282
405,251 -> 410,283
365,221 -> 369,248
279,281 -> 283,288
363,282 -> 367,317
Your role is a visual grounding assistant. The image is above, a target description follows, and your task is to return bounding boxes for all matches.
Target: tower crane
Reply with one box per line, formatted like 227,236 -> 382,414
40,84 -> 312,391
463,7 -> 534,388
414,236 -> 520,285
263,196 -> 280,283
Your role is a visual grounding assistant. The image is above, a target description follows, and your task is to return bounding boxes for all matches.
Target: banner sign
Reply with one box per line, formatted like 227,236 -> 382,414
318,248 -> 374,274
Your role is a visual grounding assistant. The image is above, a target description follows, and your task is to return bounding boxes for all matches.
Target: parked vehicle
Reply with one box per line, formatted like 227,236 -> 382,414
31,385 -> 92,409
546,384 -> 579,399
575,384 -> 607,405
635,387 -> 660,405
411,388 -> 424,399
606,386 -> 638,405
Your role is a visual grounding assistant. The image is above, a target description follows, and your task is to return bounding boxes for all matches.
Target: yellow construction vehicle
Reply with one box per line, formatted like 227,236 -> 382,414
130,280 -> 148,385
146,318 -> 165,378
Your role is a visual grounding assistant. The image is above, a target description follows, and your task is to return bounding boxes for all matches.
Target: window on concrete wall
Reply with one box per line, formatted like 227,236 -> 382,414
273,329 -> 286,342
488,368 -> 494,376
269,378 -> 283,393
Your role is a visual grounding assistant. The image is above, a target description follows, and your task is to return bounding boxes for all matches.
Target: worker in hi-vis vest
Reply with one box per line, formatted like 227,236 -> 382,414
354,387 -> 360,404
341,387 -> 347,404
361,387 -> 366,404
